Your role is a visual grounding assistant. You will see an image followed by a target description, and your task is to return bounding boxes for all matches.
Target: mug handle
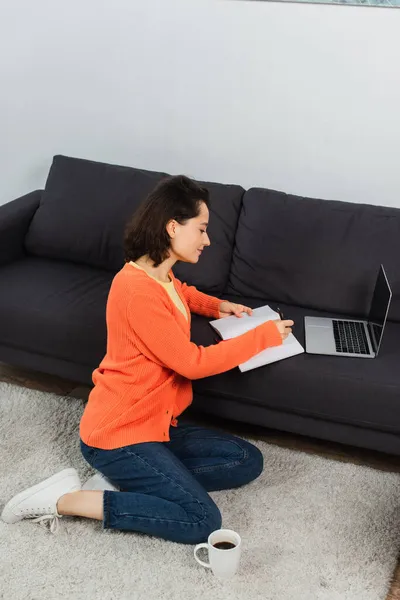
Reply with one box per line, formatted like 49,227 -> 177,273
194,543 -> 211,568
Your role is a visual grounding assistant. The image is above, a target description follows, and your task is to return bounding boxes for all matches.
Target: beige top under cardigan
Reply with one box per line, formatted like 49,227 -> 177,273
129,261 -> 188,321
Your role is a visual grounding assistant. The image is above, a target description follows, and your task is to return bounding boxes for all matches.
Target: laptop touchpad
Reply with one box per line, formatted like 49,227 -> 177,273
305,318 -> 336,353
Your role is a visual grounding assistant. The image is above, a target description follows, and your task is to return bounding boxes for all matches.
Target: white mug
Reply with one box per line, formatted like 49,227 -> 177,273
194,529 -> 241,579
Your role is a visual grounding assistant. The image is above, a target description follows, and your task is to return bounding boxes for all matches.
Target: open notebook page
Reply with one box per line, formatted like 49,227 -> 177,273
209,305 -> 304,372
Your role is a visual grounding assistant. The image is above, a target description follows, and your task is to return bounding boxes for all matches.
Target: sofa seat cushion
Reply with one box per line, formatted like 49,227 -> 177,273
191,295 -> 400,435
0,257 -> 112,367
24,155 -> 245,294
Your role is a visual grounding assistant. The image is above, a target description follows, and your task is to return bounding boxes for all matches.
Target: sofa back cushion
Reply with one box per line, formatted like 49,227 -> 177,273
226,188 -> 400,321
24,155 -> 244,294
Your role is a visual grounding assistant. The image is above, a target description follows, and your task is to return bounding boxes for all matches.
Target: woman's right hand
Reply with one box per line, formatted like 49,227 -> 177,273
274,319 -> 294,341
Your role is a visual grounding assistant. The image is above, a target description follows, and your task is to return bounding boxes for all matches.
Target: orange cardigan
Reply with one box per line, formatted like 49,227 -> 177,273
79,263 -> 282,449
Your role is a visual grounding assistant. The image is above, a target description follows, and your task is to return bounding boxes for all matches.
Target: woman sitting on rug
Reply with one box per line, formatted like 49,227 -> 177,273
1,175 -> 293,542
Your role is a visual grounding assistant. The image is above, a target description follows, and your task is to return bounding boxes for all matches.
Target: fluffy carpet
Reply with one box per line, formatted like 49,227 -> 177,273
1,380 -> 400,600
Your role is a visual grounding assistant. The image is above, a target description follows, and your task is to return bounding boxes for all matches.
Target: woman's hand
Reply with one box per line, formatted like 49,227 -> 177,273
218,301 -> 253,319
274,319 -> 294,341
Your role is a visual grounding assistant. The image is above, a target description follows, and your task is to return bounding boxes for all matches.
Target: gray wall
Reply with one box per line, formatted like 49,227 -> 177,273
1,0 -> 399,207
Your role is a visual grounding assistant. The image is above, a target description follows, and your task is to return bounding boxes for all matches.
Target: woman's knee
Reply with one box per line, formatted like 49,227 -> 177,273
251,443 -> 264,477
184,498 -> 222,545
202,502 -> 222,538
240,440 -> 264,484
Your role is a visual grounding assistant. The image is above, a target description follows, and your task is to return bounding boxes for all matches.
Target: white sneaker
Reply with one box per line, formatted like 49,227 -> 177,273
1,468 -> 81,533
82,472 -> 119,492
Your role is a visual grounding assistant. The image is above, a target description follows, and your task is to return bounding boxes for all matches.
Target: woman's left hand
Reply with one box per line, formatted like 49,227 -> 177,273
218,301 -> 253,319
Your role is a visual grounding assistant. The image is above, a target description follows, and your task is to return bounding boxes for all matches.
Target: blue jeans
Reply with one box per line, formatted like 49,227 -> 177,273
80,421 -> 263,544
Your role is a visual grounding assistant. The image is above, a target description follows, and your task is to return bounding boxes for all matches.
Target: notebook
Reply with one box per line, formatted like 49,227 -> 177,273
209,305 -> 304,373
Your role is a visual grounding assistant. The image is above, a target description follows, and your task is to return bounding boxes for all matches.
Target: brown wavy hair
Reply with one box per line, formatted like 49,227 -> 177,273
123,175 -> 210,268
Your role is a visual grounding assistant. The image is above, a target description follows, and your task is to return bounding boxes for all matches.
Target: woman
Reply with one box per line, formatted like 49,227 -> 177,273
1,175 -> 293,542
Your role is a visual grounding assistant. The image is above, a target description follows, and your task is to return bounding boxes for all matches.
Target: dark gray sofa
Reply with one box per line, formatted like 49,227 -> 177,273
1,155 -> 399,454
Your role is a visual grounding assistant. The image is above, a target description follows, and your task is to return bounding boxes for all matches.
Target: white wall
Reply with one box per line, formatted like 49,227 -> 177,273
1,0 -> 399,207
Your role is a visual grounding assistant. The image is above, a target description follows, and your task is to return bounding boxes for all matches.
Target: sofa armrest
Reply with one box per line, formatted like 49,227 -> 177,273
0,190 -> 42,266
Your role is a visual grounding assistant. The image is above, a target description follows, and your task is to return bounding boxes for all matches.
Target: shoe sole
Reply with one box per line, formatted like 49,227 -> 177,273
1,468 -> 81,524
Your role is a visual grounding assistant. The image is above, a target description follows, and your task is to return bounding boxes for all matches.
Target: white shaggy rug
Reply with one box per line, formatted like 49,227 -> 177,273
1,380 -> 400,600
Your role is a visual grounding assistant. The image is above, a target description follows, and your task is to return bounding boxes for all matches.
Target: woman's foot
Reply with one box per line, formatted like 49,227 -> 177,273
1,468 -> 81,533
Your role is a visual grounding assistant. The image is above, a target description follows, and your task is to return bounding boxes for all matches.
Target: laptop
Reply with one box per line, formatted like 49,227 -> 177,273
304,265 -> 392,358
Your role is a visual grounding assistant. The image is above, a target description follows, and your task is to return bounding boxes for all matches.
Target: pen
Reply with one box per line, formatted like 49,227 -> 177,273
276,307 -> 284,321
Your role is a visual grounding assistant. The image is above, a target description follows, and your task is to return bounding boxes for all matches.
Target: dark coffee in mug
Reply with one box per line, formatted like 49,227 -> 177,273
213,541 -> 236,550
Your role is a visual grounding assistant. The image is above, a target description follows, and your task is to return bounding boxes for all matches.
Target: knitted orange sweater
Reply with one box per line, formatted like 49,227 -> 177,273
79,263 -> 282,449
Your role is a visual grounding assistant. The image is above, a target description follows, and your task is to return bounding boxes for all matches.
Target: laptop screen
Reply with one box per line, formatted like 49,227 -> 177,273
367,265 -> 392,354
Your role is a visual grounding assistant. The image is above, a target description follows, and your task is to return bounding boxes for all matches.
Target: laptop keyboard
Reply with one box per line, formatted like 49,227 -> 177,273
332,320 -> 370,355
